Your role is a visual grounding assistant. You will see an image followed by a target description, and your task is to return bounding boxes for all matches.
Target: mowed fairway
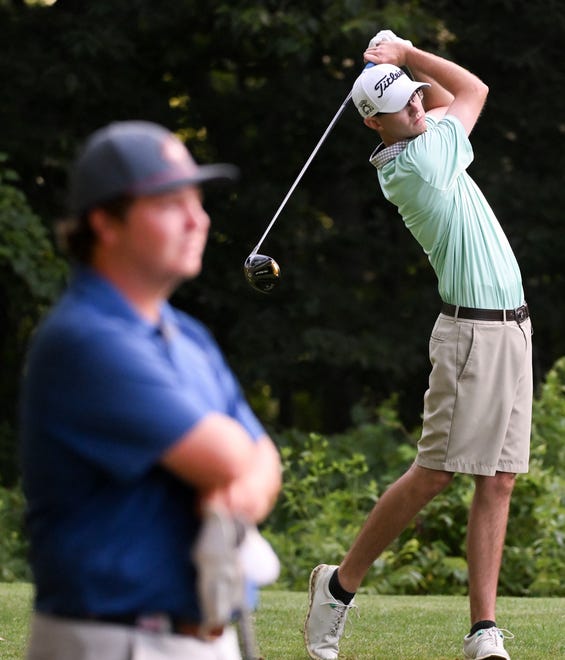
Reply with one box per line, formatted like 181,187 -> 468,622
1,584 -> 564,659
256,591 -> 565,659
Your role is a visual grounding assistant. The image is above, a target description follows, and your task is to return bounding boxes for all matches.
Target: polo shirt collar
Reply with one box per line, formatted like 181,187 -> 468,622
369,139 -> 412,170
70,266 -> 171,335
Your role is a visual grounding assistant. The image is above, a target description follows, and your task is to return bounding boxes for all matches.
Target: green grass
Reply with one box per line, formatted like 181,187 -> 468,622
255,590 -> 565,658
1,584 -> 564,659
0,583 -> 33,660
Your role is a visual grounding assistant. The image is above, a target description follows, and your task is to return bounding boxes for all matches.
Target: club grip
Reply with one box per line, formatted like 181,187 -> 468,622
363,62 -> 375,70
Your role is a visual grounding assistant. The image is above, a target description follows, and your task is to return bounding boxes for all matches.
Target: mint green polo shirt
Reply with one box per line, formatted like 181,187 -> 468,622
374,114 -> 524,309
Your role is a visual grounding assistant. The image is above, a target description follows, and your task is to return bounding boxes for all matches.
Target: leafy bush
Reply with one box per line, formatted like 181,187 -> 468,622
0,156 -> 68,486
500,356 -> 565,596
262,429 -> 380,589
0,482 -> 30,582
531,356 -> 565,469
3,368 -> 564,594
0,155 -> 67,305
264,398 -> 474,594
264,376 -> 565,596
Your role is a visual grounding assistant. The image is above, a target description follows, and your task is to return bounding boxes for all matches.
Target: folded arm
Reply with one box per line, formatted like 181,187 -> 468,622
160,412 -> 282,523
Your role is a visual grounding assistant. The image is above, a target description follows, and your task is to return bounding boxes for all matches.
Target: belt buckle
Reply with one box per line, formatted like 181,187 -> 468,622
174,621 -> 224,640
514,305 -> 528,324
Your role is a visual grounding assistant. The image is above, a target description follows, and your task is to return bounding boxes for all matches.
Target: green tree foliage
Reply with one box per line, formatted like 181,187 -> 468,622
0,481 -> 30,582
0,0 -> 563,601
1,1 -> 564,447
0,157 -> 67,485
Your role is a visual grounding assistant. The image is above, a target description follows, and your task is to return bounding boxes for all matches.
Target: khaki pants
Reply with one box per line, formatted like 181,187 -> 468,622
26,613 -> 242,660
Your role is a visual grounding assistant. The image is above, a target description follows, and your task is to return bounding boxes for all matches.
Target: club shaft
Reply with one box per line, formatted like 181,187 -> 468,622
250,91 -> 353,256
249,62 -> 373,257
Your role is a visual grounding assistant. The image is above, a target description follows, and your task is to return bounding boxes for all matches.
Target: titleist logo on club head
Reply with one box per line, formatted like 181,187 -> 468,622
373,70 -> 404,98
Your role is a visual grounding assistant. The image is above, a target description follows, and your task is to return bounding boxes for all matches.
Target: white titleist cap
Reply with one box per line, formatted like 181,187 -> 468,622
351,63 -> 430,117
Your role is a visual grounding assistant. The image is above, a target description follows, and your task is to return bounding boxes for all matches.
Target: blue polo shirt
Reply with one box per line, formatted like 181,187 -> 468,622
19,267 -> 265,619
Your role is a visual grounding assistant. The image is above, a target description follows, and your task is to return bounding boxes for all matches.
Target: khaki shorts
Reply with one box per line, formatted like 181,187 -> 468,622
26,613 -> 242,660
416,313 -> 533,476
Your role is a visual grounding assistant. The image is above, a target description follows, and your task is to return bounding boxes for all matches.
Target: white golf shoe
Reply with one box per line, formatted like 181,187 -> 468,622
463,626 -> 514,659
304,564 -> 356,660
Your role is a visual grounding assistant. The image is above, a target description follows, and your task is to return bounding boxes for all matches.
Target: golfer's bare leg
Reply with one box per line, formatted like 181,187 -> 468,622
337,463 -> 453,593
466,472 -> 516,624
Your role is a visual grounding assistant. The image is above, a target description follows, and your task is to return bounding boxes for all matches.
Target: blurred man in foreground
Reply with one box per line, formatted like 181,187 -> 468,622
20,120 -> 281,660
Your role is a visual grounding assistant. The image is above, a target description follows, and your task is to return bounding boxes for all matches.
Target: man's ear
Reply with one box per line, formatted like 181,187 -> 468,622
88,208 -> 120,246
364,116 -> 382,131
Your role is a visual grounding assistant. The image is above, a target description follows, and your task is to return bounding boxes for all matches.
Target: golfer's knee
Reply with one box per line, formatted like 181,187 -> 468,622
428,469 -> 454,494
412,465 -> 453,497
494,471 -> 516,495
477,471 -> 516,499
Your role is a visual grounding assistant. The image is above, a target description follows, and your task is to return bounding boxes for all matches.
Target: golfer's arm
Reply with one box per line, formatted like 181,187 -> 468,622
405,59 -> 454,113
160,412 -> 258,490
405,47 -> 488,133
228,433 -> 282,522
160,413 -> 282,522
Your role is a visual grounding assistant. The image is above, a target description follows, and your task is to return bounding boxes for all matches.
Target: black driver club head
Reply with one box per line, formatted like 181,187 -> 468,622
244,254 -> 281,293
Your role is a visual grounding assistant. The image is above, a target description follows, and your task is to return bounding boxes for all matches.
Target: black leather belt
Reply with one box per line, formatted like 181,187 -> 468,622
61,612 -> 224,639
441,302 -> 529,323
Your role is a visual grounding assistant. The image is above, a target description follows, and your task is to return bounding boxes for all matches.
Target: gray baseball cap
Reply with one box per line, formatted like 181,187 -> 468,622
69,120 -> 239,215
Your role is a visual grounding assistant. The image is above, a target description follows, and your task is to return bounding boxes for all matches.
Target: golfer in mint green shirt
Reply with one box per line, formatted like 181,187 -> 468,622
305,35 -> 531,660
375,113 -> 524,309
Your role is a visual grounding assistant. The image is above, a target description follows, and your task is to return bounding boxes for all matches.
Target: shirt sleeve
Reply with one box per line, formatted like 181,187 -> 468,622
408,114 -> 474,189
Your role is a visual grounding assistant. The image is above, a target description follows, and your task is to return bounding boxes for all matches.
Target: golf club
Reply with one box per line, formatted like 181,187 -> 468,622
244,62 -> 375,293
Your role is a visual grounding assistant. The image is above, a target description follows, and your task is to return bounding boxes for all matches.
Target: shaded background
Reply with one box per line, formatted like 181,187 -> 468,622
1,0 -> 564,484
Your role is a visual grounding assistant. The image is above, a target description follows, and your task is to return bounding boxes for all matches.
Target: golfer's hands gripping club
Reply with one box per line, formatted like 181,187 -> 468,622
368,29 -> 413,49
365,29 -> 414,71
